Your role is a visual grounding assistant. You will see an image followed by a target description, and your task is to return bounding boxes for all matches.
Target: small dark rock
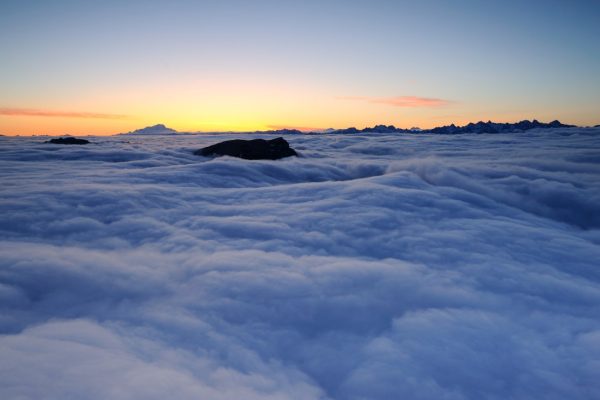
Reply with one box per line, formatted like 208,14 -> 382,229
195,137 -> 297,160
45,137 -> 90,145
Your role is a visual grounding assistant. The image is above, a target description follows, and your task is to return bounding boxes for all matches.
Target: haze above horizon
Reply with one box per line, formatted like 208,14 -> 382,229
1,0 -> 599,135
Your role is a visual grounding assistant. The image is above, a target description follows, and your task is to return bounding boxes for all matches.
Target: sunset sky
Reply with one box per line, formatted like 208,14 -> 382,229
1,0 -> 599,135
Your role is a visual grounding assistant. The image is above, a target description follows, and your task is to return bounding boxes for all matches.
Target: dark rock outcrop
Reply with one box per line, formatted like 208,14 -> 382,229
45,137 -> 90,145
195,137 -> 297,160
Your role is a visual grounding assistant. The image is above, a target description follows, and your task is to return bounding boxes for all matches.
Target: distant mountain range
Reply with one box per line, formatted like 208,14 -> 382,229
425,119 -> 574,134
119,124 -> 178,135
118,120 -> 579,136
239,119 -> 577,135
321,119 -> 575,135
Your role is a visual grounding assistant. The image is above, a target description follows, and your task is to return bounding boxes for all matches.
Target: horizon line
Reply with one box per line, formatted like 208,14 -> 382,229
2,118 -> 593,137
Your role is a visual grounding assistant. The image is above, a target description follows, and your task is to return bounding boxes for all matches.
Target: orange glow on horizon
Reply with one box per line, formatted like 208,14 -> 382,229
1,84 -> 592,136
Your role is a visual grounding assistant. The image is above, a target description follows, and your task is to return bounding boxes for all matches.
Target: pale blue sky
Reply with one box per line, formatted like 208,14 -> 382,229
1,0 -> 599,133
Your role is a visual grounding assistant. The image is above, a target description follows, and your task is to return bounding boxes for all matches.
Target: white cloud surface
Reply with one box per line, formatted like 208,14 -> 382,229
1,128 -> 599,399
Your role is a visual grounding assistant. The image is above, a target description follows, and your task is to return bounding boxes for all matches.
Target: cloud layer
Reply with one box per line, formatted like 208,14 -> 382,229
338,95 -> 451,107
0,107 -> 128,119
1,128 -> 599,399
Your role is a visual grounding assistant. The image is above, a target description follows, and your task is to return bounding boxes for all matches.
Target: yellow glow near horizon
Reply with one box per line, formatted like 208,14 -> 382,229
3,56 -> 599,136
2,78 -> 597,136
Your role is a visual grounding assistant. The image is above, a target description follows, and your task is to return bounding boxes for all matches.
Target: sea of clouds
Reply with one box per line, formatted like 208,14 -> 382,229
1,128 -> 599,399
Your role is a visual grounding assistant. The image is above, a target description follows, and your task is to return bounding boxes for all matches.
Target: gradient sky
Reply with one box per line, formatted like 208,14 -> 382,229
1,0 -> 599,135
